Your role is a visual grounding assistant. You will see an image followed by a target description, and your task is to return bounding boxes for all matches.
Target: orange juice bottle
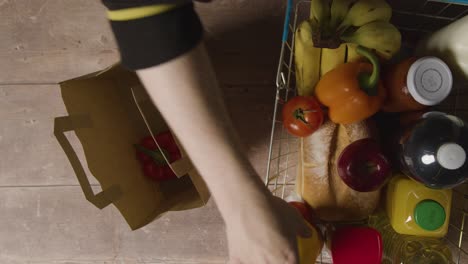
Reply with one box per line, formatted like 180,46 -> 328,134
386,175 -> 452,237
286,193 -> 324,263
297,222 -> 323,263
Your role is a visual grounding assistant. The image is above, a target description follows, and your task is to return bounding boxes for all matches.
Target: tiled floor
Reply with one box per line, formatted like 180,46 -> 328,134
0,1 -> 284,263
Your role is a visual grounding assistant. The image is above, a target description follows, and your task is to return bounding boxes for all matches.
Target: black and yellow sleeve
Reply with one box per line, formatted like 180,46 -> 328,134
102,0 -> 203,70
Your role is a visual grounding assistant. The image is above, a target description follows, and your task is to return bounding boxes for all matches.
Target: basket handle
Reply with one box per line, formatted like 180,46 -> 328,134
282,0 -> 293,42
54,115 -> 122,209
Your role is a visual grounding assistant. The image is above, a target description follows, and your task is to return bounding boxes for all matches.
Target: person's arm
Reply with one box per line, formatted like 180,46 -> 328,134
138,41 -> 310,264
138,42 -> 268,214
103,1 -> 310,263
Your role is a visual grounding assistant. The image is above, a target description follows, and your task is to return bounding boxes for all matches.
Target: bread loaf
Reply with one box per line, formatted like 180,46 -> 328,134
296,120 -> 380,221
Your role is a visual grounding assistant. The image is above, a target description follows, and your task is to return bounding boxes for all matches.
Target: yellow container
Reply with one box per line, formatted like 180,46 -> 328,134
386,175 -> 452,238
298,222 -> 323,263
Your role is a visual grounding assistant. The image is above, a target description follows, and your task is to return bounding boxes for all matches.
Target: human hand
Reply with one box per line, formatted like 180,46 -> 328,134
225,194 -> 311,264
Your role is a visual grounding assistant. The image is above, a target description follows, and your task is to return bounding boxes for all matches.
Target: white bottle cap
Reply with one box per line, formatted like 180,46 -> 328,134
407,57 -> 453,106
437,143 -> 466,170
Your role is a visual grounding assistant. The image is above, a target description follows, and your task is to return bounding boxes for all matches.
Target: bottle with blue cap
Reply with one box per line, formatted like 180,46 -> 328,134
399,112 -> 468,189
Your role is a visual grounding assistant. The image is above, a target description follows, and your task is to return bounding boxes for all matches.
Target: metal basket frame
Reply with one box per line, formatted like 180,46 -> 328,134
264,0 -> 468,263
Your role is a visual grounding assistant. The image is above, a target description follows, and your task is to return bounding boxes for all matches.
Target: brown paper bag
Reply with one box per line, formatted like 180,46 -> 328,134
54,65 -> 210,230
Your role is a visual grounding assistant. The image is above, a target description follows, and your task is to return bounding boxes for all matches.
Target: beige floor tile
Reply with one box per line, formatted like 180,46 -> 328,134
0,84 -> 266,263
116,201 -> 226,263
0,187 -> 118,263
0,186 -> 226,263
0,0 -> 282,85
0,85 -> 98,186
0,0 -> 118,83
0,0 -> 282,263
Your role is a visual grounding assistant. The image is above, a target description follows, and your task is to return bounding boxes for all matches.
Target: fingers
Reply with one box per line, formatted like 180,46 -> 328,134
287,238 -> 300,264
264,248 -> 299,264
231,252 -> 298,264
288,214 -> 301,264
280,210 -> 302,264
228,257 -> 241,264
285,202 -> 312,238
297,220 -> 312,238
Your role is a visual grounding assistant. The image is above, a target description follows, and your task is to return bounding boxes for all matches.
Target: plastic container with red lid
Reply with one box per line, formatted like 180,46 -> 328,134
331,226 -> 383,264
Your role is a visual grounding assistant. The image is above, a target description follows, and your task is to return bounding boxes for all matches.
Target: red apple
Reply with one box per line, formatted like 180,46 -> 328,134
337,138 -> 391,192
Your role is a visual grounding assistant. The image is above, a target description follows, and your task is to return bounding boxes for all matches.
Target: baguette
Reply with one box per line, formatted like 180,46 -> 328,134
297,120 -> 380,221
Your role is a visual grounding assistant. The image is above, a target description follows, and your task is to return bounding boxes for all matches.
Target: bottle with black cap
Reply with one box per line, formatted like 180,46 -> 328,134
399,112 -> 468,189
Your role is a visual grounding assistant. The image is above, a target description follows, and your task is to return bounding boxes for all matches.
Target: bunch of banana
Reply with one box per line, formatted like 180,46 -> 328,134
294,0 -> 401,96
295,20 -> 322,97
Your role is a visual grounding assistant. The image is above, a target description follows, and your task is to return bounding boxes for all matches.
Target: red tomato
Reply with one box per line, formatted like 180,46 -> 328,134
140,132 -> 181,162
136,131 -> 181,181
163,166 -> 177,180
141,136 -> 158,150
282,96 -> 323,137
142,161 -> 165,181
136,150 -> 152,163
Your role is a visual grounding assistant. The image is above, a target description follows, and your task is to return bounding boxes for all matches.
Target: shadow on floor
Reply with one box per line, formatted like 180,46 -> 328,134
204,17 -> 283,157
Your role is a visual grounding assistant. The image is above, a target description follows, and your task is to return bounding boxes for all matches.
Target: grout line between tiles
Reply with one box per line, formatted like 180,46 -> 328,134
0,184 -> 101,188
0,82 -> 59,86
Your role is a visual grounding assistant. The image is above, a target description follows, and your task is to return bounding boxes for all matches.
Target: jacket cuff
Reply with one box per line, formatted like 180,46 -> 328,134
109,3 -> 203,70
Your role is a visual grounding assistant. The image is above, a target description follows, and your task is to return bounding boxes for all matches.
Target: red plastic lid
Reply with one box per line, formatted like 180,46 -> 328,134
331,227 -> 383,264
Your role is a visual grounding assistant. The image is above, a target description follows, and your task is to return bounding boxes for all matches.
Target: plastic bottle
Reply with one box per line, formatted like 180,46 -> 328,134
368,213 -> 453,264
285,193 -> 324,263
386,175 -> 452,237
399,112 -> 468,189
382,57 -> 453,113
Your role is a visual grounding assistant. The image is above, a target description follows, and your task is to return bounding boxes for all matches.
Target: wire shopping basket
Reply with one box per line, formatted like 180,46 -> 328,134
264,0 -> 468,263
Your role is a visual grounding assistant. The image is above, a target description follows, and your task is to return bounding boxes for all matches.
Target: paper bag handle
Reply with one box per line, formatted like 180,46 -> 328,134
54,115 -> 122,209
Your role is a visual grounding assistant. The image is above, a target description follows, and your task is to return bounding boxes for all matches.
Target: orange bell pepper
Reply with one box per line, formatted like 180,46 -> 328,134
315,46 -> 386,124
